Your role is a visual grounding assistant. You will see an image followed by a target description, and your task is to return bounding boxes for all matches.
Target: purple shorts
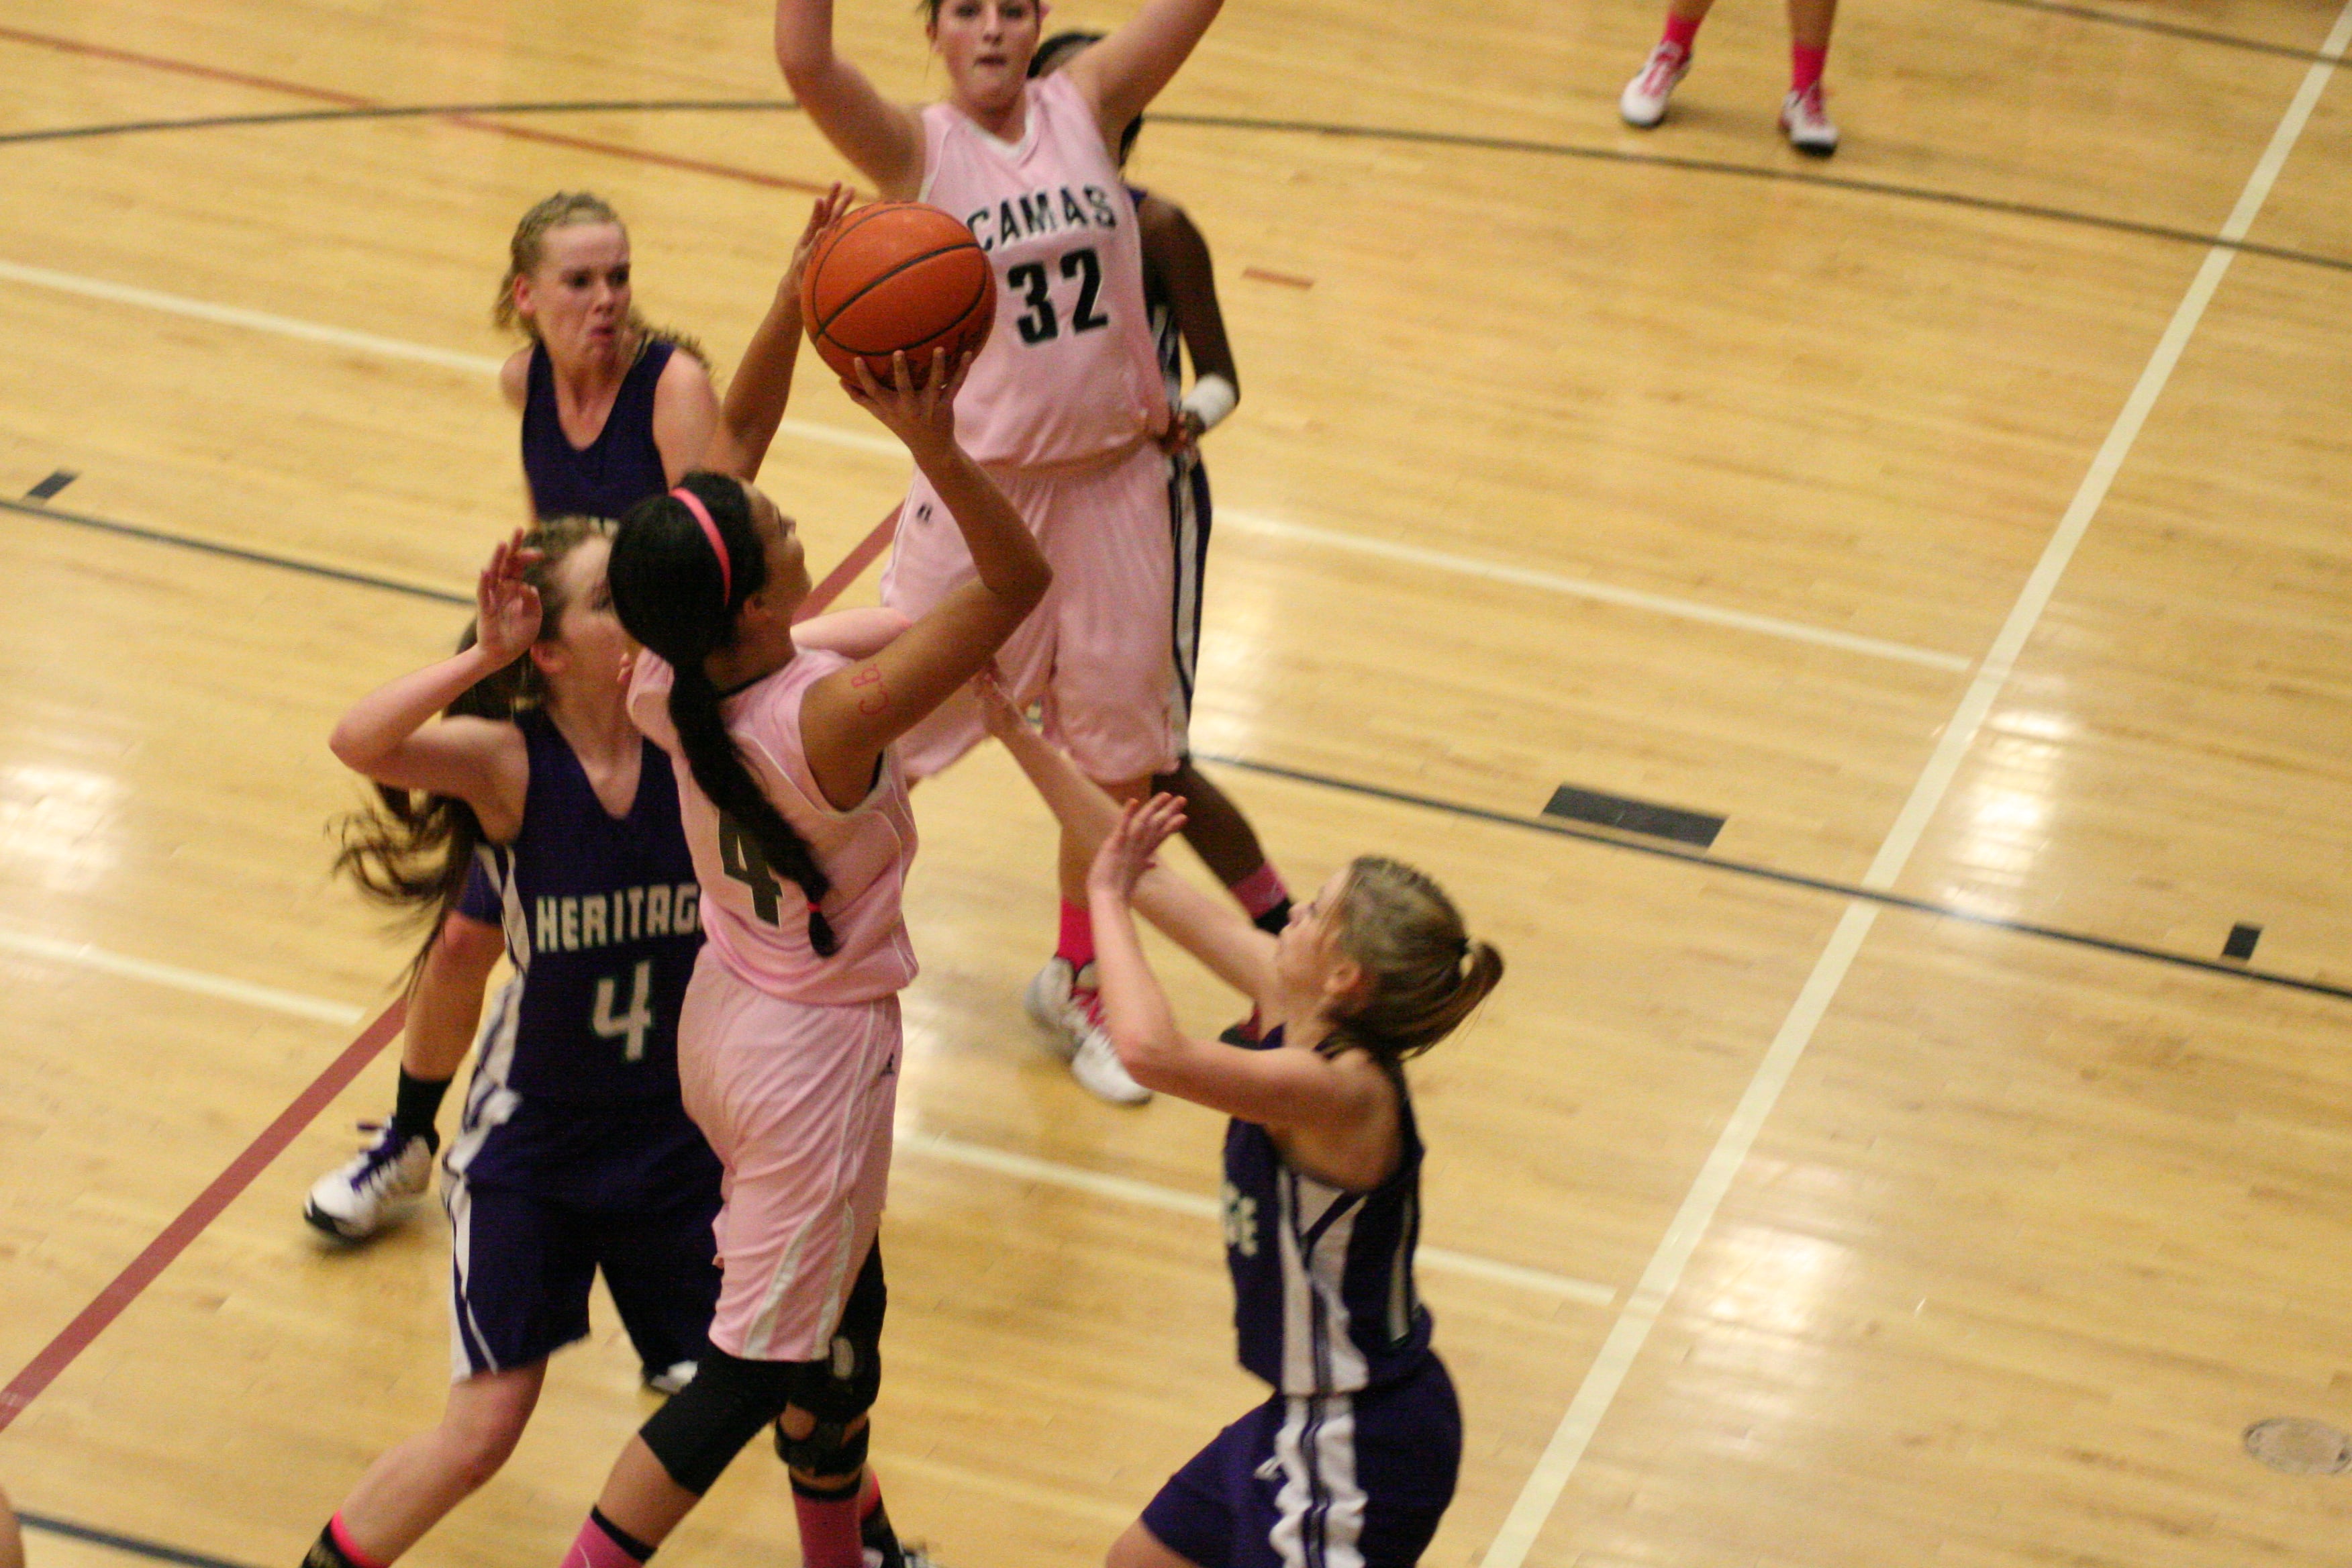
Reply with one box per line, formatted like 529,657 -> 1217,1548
1140,1355 -> 1461,1568
444,1167 -> 720,1381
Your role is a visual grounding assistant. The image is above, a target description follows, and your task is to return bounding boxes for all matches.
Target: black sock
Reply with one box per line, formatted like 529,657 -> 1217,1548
588,1507 -> 657,1564
860,1487 -> 903,1568
301,1524 -> 363,1568
1251,898 -> 1293,936
390,1070 -> 451,1150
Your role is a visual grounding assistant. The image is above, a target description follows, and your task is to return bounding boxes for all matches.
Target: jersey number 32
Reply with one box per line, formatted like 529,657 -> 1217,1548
1010,246 -> 1112,345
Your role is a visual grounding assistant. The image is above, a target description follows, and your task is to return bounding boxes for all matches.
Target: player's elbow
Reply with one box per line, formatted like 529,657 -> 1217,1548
774,44 -> 838,100
997,558 -> 1052,615
1111,1025 -> 1180,1091
328,720 -> 381,775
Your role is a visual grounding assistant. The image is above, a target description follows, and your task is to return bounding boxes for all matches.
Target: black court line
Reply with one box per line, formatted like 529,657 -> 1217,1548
1194,754 -> 2352,1008
3,495 -> 468,605
15,491 -> 2352,1008
21,1512 -> 261,1568
1970,0 -> 2339,62
5,98 -> 2349,278
0,95 -> 791,146
1148,113 -> 2352,277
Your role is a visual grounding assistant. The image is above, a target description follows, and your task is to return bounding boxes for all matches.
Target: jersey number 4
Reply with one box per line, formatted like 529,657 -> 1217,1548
719,815 -> 787,926
593,959 -> 655,1063
1010,246 -> 1112,345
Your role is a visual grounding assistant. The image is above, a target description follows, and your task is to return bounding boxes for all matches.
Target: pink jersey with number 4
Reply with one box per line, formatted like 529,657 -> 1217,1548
920,71 -> 1167,469
628,649 -> 918,1005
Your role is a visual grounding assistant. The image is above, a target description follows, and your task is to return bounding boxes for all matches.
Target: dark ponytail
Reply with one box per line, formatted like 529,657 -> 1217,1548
609,473 -> 840,957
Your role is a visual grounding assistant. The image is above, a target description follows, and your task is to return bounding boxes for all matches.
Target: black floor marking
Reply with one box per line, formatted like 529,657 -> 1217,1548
2224,923 -> 2263,961
0,96 -> 793,147
1969,0 -> 2338,62
1194,754 -> 2352,1008
3,99 -> 2348,278
1545,783 -> 1724,848
1148,112 -> 2352,277
11,490 -> 2349,1010
21,1512 -> 261,1568
4,495 -> 467,605
23,467 -> 77,499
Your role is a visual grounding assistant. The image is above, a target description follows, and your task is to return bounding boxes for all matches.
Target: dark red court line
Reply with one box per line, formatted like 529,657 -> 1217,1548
0,509 -> 893,1433
0,1000 -> 407,1433
0,21 -> 834,196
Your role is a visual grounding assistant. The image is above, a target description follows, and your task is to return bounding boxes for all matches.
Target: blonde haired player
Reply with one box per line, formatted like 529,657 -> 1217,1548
775,0 -> 1228,1104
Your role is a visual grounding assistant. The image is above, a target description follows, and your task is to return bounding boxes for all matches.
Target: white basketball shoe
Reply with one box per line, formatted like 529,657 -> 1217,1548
1024,958 -> 1151,1106
1620,43 -> 1692,128
1779,83 -> 1840,155
304,1122 -> 435,1239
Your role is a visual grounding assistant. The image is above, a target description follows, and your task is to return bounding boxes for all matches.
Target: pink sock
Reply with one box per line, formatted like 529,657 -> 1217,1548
1791,42 -> 1827,91
1663,12 -> 1702,51
1057,899 -> 1095,974
790,1478 -> 865,1568
558,1511 -> 651,1568
328,1518 -> 389,1568
1228,863 -> 1291,922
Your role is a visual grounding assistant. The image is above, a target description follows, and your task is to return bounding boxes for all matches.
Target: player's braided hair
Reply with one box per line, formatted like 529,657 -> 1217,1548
493,191 -> 708,368
331,516 -> 611,977
608,473 -> 840,957
1322,857 -> 1504,1064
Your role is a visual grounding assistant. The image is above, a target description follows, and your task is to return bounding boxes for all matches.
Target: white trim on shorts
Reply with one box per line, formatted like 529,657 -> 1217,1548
734,1003 -> 884,1360
444,976 -> 525,1379
1270,1393 -> 1367,1568
1167,446 -> 1210,749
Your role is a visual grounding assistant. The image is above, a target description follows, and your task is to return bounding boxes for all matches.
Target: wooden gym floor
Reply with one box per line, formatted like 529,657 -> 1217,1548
3,0 -> 2351,1563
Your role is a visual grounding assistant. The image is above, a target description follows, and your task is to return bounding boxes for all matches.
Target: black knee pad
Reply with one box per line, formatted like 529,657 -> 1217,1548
774,1245 -> 887,1474
640,1347 -> 799,1496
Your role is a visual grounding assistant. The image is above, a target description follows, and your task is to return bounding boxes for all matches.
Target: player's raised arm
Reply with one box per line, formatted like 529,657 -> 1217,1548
1063,0 -> 1224,150
978,677 -> 1278,1008
1138,192 -> 1239,450
775,0 -> 927,197
798,352 -> 1051,803
701,185 -> 853,483
327,534 -> 537,839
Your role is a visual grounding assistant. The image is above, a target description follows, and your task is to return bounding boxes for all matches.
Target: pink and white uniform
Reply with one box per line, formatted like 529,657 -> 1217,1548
628,648 -> 916,1360
882,70 -> 1179,782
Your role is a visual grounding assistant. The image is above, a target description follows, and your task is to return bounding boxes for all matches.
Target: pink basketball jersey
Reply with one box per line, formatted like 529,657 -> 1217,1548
919,72 -> 1167,468
629,648 -> 918,1004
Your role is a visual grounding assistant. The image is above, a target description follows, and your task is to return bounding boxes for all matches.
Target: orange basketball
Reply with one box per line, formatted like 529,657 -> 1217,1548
800,203 -> 996,387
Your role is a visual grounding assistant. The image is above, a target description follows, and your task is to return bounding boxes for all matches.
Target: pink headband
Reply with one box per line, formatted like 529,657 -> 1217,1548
672,487 -> 730,604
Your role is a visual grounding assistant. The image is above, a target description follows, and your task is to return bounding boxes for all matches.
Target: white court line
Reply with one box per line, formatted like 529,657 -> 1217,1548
903,1129 -> 1618,1306
1482,6 -> 2352,1562
0,930 -> 365,1024
1219,509 -> 1973,673
0,257 -> 904,459
1,924 -> 1611,1306
4,255 -> 1964,671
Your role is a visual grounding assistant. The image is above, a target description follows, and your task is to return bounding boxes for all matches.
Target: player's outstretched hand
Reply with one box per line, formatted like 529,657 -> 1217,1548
780,183 -> 854,320
1089,794 -> 1187,905
844,347 -> 973,458
973,667 -> 1028,742
475,530 -> 544,666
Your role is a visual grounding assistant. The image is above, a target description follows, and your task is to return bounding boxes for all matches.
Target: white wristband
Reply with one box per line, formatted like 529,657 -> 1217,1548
1180,373 -> 1237,433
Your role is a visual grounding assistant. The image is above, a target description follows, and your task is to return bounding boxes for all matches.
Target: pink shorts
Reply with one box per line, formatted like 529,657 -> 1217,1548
881,439 -> 1179,783
675,947 -> 901,1361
